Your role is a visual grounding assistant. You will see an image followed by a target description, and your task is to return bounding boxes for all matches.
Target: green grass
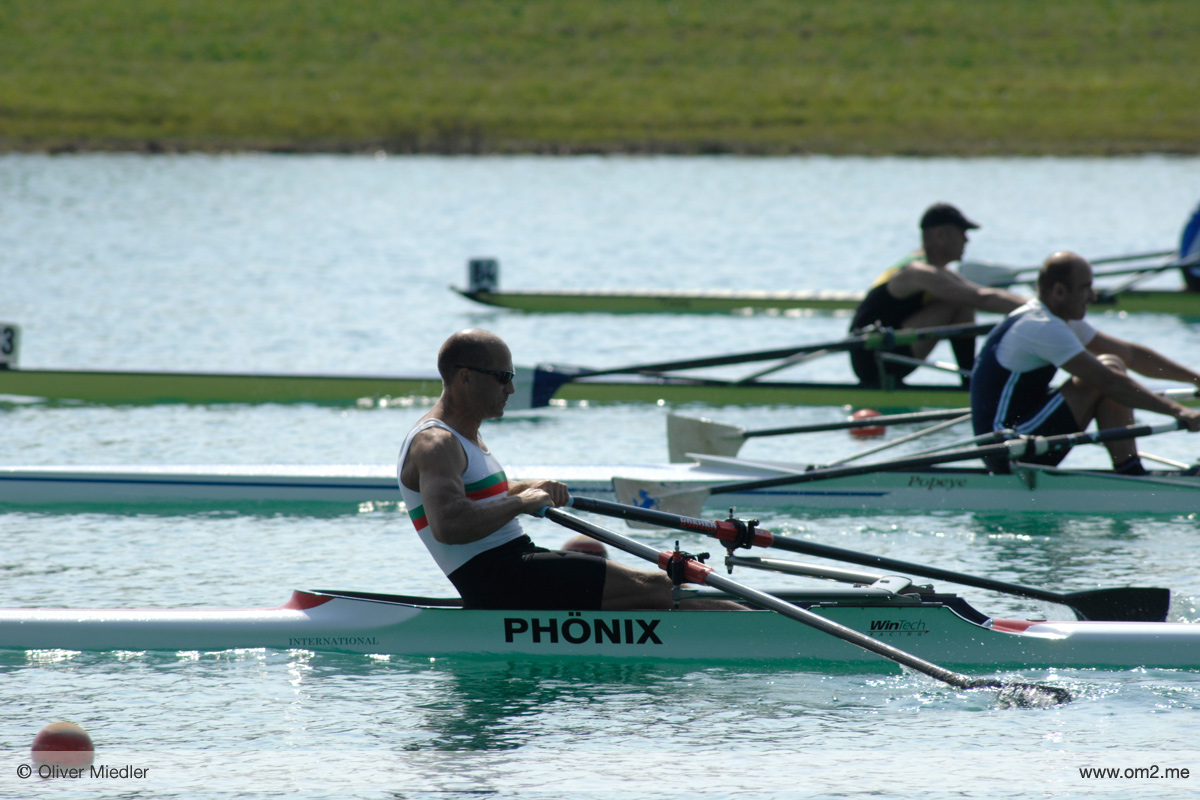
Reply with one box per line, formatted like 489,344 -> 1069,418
2,0 -> 1198,154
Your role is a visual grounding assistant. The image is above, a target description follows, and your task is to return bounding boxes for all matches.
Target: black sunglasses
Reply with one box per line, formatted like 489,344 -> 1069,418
456,364 -> 516,385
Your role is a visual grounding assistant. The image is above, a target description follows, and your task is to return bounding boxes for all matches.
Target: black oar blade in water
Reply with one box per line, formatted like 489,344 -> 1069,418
968,678 -> 1073,708
1065,587 -> 1171,623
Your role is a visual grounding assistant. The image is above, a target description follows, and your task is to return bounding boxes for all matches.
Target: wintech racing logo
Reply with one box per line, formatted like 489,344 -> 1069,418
504,611 -> 663,646
868,618 -> 930,637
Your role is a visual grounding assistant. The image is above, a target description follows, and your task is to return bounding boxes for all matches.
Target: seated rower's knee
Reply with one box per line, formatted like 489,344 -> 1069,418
600,563 -> 671,609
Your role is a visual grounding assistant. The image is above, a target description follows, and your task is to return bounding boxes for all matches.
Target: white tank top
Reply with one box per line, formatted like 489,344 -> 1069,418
396,418 -> 525,575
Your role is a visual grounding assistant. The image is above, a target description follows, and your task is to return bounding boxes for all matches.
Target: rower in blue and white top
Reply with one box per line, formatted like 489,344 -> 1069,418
398,328 -> 741,611
970,251 -> 1200,474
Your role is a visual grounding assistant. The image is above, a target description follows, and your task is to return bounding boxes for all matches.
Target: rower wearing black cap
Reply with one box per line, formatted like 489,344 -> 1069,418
848,203 -> 1026,388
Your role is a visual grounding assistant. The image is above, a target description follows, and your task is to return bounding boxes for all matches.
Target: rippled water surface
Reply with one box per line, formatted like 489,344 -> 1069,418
2,154 -> 1200,798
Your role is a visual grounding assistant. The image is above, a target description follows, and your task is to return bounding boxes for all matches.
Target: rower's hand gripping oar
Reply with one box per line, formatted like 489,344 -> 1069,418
542,506 -> 1071,707
619,419 -> 1191,518
569,496 -> 1169,623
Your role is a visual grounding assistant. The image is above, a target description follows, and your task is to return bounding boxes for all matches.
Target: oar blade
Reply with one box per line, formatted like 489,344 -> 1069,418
666,414 -> 745,462
528,365 -> 578,408
969,678 -> 1073,708
611,478 -> 708,525
1063,587 -> 1170,622
958,260 -> 1026,287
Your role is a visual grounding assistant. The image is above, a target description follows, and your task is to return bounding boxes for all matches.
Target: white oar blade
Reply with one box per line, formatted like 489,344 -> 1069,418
611,478 -> 708,527
666,414 -> 745,462
957,260 -> 1026,287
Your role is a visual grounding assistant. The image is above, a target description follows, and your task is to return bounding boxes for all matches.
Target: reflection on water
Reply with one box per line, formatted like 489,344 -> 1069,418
401,659 -> 686,752
393,657 -> 963,753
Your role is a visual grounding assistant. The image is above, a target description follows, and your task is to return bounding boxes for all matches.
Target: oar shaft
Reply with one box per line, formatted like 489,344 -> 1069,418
577,323 -> 995,378
566,496 -> 1157,613
572,495 -> 720,531
821,414 -> 970,467
708,420 -> 1184,494
744,408 -> 971,438
1090,249 -> 1179,266
1096,251 -> 1200,297
544,508 -> 987,691
570,495 -> 1057,601
968,250 -> 1179,287
744,533 -> 1065,605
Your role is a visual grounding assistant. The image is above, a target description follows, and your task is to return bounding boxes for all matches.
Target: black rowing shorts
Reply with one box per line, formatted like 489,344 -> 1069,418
983,396 -> 1078,474
850,343 -> 918,387
447,536 -> 608,610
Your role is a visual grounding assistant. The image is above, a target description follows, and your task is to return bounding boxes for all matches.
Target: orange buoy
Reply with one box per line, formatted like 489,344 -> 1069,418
849,408 -> 886,438
561,534 -> 609,558
31,721 -> 94,767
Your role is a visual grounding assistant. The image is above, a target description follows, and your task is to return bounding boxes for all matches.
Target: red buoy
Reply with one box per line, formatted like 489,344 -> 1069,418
849,408 -> 886,438
31,721 -> 94,766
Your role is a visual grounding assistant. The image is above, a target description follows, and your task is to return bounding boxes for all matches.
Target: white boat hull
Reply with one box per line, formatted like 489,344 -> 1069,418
2,460 -> 1198,515
616,456 -> 1200,515
1,589 -> 1197,671
0,464 -> 635,508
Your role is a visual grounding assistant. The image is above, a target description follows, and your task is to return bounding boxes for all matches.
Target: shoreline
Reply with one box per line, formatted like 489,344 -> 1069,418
7,140 -> 1200,158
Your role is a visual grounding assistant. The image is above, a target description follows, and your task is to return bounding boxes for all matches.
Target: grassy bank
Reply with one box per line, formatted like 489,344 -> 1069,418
2,0 -> 1198,155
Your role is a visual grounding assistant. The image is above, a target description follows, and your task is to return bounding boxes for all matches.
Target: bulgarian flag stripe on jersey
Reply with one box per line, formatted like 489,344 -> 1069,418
464,472 -> 508,500
408,471 -> 509,531
408,503 -> 429,531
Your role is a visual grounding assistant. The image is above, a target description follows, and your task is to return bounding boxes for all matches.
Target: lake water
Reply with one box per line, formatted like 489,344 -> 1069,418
2,154 -> 1200,799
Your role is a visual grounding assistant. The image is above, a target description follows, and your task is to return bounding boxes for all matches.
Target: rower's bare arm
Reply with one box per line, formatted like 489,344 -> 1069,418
1087,331 -> 1200,389
896,264 -> 1025,313
405,428 -> 532,544
1062,350 -> 1200,428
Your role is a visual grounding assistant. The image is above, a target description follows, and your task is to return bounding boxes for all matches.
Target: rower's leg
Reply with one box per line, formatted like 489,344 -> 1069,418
1092,356 -> 1142,469
1060,356 -> 1141,470
600,563 -> 742,610
599,562 -> 669,609
903,301 -> 975,362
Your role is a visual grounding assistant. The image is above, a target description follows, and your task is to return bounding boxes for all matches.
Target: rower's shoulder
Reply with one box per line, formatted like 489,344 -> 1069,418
893,250 -> 931,269
887,258 -> 949,293
407,418 -> 460,455
868,254 -> 926,289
